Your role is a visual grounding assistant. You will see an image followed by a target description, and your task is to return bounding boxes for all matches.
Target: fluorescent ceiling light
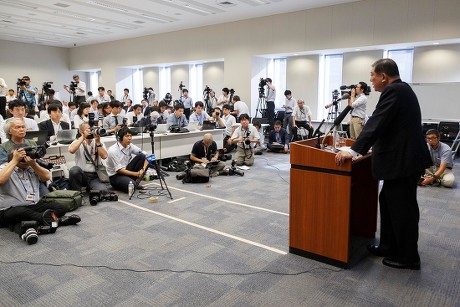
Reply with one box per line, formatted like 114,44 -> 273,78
140,14 -> 173,22
87,1 -> 129,13
184,4 -> 213,14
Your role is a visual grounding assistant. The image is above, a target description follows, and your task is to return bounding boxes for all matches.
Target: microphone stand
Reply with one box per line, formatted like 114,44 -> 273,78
314,119 -> 326,149
130,127 -> 173,200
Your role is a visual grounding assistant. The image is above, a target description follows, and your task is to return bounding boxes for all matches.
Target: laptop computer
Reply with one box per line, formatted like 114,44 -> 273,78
56,129 -> 78,144
186,121 -> 199,131
155,123 -> 168,134
202,121 -> 215,130
129,126 -> 143,135
24,130 -> 48,145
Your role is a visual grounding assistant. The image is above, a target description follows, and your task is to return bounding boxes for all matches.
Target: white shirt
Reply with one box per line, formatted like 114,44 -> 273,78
292,105 -> 312,122
350,93 -> 367,119
70,139 -> 106,173
97,94 -> 111,104
106,142 -> 143,177
284,97 -> 296,114
231,125 -> 259,148
125,111 -> 144,125
233,101 -> 250,117
73,115 -> 89,131
7,117 -> 39,131
0,78 -> 7,96
74,80 -> 87,97
222,114 -> 236,136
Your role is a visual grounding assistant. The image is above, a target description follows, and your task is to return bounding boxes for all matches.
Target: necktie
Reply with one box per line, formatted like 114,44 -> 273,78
114,116 -> 119,126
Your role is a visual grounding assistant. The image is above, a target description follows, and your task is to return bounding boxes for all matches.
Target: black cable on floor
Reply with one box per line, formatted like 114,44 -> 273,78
257,157 -> 289,184
0,260 -> 343,276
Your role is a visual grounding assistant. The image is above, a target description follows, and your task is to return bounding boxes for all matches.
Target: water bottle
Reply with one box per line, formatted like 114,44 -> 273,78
128,181 -> 134,196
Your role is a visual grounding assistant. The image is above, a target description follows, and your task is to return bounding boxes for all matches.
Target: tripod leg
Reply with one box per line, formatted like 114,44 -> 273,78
154,161 -> 173,199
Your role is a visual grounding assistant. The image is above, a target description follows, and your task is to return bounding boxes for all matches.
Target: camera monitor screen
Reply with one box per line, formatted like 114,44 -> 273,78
24,131 -> 48,145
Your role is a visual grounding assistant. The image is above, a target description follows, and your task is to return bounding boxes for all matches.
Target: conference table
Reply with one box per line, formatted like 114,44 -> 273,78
44,129 -> 224,177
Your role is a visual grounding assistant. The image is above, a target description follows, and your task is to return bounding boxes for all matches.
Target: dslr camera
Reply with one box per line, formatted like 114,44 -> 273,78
23,145 -> 47,159
20,220 -> 57,235
87,126 -> 106,139
89,190 -> 119,206
220,160 -> 244,176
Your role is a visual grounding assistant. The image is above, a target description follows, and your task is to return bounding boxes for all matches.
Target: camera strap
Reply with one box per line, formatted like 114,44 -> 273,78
82,141 -> 99,168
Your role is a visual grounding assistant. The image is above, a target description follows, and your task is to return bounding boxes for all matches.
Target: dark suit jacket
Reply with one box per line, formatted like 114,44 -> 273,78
268,128 -> 289,146
38,119 -> 70,141
351,79 -> 431,180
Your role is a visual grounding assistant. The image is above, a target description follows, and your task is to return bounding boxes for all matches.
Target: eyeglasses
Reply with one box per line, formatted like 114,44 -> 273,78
426,136 -> 439,140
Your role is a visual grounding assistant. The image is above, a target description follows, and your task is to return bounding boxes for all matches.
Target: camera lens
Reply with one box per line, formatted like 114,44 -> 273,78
90,196 -> 99,206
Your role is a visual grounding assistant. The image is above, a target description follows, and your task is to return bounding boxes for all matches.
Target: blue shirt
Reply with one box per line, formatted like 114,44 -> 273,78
167,113 -> 188,128
18,85 -> 37,106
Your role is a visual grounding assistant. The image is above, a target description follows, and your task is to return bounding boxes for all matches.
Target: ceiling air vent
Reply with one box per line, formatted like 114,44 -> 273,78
53,3 -> 70,8
217,1 -> 236,8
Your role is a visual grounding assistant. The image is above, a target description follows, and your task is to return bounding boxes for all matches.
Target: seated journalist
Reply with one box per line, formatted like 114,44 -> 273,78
106,127 -> 148,193
420,129 -> 455,187
68,122 -> 109,193
0,118 -> 80,245
190,133 -> 225,177
268,120 -> 289,153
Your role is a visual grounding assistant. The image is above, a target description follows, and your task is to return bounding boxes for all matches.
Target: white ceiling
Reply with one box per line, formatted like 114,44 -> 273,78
0,0 -> 358,48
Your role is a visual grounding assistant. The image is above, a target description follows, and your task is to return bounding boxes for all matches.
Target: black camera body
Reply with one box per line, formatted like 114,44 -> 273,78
203,85 -> 211,95
20,220 -> 57,235
69,81 -> 78,93
17,78 -> 26,87
23,145 -> 47,159
86,126 -> 106,139
143,87 -> 149,100
89,190 -> 118,206
42,82 -> 53,95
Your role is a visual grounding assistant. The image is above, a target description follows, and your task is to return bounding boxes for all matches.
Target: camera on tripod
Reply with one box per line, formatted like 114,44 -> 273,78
16,78 -> 27,87
179,81 -> 186,92
69,81 -> 78,93
203,85 -> 211,95
143,87 -> 149,100
89,190 -> 118,206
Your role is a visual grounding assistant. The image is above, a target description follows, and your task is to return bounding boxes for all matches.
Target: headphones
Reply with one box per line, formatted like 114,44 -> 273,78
117,126 -> 130,141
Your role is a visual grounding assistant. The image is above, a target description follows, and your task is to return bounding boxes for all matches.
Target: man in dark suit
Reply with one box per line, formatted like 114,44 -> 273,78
336,59 -> 431,270
38,103 -> 70,141
268,120 -> 289,153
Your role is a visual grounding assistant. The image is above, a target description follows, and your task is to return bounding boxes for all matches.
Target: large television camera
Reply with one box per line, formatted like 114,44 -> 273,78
42,82 -> 53,95
16,78 -> 27,87
143,87 -> 149,100
69,81 -> 78,93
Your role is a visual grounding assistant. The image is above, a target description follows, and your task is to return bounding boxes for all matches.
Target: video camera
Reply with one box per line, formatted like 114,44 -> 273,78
22,145 -> 47,159
179,81 -> 186,92
203,85 -> 211,95
69,81 -> 78,93
340,84 -> 371,96
16,78 -> 27,87
42,82 -> 53,95
89,190 -> 118,206
143,87 -> 149,100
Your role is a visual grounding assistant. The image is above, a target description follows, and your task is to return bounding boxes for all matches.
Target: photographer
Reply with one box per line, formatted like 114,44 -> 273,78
63,75 -> 86,105
147,87 -> 156,105
348,82 -> 368,139
230,113 -> 259,166
210,107 -> 225,128
209,90 -> 218,110
68,122 -> 109,193
291,99 -> 314,140
0,118 -> 80,244
106,127 -> 148,193
17,76 -> 37,111
190,133 -> 225,177
38,103 -> 70,141
264,78 -> 276,127
222,104 -> 236,153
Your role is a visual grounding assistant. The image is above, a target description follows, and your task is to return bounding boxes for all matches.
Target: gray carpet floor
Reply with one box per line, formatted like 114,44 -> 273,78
0,152 -> 459,307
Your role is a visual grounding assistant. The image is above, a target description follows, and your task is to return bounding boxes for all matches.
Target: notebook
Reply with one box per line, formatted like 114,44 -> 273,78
56,129 -> 78,144
155,124 -> 168,134
201,121 -> 215,130
24,130 -> 48,145
186,121 -> 199,131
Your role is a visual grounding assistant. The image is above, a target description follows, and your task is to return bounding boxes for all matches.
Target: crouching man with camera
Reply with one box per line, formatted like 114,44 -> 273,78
68,122 -> 109,194
190,133 -> 225,177
0,118 -> 80,245
229,113 -> 259,166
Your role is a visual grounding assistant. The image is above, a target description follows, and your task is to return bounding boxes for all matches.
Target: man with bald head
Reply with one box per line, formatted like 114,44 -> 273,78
190,133 -> 225,177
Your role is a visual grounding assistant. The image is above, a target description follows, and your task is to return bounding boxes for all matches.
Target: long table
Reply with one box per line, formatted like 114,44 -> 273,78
44,129 -> 224,176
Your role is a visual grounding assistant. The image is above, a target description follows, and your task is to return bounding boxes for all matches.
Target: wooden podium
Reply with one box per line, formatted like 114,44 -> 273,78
289,136 -> 378,268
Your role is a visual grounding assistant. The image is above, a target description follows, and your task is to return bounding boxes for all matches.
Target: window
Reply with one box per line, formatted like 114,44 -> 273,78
132,68 -> 143,104
318,54 -> 343,120
159,66 -> 171,99
267,58 -> 287,107
385,49 -> 413,82
189,64 -> 203,103
90,71 -> 99,94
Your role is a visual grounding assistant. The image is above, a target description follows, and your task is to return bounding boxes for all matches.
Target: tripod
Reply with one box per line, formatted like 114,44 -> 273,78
130,130 -> 172,200
255,96 -> 266,118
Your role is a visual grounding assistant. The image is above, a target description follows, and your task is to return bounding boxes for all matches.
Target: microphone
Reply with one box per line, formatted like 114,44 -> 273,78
325,93 -> 350,108
328,105 -> 352,133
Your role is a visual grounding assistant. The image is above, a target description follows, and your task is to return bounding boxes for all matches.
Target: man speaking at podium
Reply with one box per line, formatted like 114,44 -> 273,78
335,59 -> 431,270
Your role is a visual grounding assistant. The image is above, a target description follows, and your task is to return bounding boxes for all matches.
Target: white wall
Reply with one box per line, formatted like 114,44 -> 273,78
203,62 -> 224,100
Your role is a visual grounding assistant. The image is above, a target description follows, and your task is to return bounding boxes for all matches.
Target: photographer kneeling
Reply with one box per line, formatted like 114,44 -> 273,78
0,118 -> 80,245
190,133 -> 225,177
68,122 -> 109,194
230,113 -> 259,166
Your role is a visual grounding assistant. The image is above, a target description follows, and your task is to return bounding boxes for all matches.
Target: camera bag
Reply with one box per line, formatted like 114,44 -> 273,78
40,190 -> 82,212
182,168 -> 210,183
